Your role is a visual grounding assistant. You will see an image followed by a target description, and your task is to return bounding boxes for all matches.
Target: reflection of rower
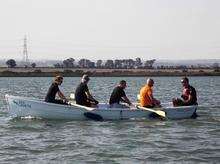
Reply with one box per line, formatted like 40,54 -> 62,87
74,74 -> 99,107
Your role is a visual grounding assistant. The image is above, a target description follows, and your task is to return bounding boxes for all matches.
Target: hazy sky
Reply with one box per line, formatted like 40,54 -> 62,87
0,0 -> 219,60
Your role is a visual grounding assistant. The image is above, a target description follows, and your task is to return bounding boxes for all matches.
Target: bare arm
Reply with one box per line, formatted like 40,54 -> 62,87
86,91 -> 99,104
184,94 -> 192,104
121,96 -> 132,106
148,92 -> 154,104
85,90 -> 93,100
58,90 -> 67,100
149,92 -> 160,106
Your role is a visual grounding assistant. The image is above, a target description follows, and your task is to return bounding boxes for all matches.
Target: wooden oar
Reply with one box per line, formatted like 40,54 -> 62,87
137,106 -> 166,118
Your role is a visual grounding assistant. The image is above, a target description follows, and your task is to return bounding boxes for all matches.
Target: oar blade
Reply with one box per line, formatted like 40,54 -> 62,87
84,112 -> 103,121
137,106 -> 166,118
155,110 -> 166,118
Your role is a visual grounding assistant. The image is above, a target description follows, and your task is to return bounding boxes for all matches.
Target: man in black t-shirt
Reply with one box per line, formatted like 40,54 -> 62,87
172,77 -> 198,118
173,77 -> 198,106
75,74 -> 99,107
45,75 -> 68,105
109,80 -> 132,108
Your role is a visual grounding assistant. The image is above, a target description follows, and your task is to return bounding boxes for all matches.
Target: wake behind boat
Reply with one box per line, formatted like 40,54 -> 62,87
5,95 -> 197,120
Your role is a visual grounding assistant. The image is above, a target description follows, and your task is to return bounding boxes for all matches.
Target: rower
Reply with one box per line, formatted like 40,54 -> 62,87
139,78 -> 161,108
172,77 -> 198,106
74,74 -> 99,107
45,75 -> 68,105
109,80 -> 133,108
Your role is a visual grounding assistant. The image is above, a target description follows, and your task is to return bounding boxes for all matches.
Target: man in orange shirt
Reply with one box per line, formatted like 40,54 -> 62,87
139,78 -> 161,108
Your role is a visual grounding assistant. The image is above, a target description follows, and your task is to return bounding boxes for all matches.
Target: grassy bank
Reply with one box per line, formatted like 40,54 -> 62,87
0,67 -> 219,77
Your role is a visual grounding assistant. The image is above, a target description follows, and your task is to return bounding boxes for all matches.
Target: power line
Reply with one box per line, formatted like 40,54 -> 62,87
22,35 -> 29,64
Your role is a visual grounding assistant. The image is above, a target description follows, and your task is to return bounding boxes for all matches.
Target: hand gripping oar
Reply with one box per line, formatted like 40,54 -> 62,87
137,106 -> 166,118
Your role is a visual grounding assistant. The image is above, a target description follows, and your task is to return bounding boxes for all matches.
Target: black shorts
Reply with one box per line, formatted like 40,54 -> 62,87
77,101 -> 92,107
46,99 -> 68,105
143,105 -> 155,108
173,98 -> 197,106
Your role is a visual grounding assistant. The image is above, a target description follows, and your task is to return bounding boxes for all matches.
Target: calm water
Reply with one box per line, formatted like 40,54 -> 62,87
0,76 -> 219,163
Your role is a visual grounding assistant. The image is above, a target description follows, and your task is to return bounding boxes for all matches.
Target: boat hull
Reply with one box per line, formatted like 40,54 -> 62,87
5,95 -> 197,120
6,95 -> 86,120
5,95 -> 151,120
163,106 -> 197,119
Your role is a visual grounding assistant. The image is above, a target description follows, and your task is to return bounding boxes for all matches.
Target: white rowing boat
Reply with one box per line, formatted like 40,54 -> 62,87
5,95 -> 197,120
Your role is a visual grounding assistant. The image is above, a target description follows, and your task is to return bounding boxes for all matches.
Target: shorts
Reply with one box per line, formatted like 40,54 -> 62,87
77,101 -> 92,107
109,103 -> 128,108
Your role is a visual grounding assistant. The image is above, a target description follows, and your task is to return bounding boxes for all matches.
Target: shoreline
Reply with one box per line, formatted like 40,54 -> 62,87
0,67 -> 219,77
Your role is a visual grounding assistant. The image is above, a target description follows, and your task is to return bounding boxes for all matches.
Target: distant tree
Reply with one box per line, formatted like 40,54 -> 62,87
78,59 -> 86,68
63,60 -> 69,68
127,59 -> 135,69
63,58 -> 75,68
114,60 -> 122,69
213,63 -> 219,72
78,59 -> 93,68
120,59 -> 135,69
54,63 -> 62,68
105,60 -> 114,69
121,60 -> 126,68
88,62 -> 95,68
212,63 -> 219,69
144,59 -> 156,69
6,59 -> 16,68
135,57 -> 142,68
96,60 -> 102,68
31,63 -> 36,68
178,65 -> 188,69
190,65 -> 194,69
159,65 -> 165,69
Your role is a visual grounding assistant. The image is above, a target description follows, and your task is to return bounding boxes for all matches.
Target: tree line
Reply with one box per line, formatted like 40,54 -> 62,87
5,57 -> 155,69
5,59 -> 36,68
54,58 -> 156,69
4,58 -> 219,71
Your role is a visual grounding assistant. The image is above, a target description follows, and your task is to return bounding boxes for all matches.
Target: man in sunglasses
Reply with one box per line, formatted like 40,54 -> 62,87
45,75 -> 68,105
173,77 -> 197,107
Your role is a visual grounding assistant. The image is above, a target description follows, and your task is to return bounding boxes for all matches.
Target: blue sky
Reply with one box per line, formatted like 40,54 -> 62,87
0,0 -> 219,60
